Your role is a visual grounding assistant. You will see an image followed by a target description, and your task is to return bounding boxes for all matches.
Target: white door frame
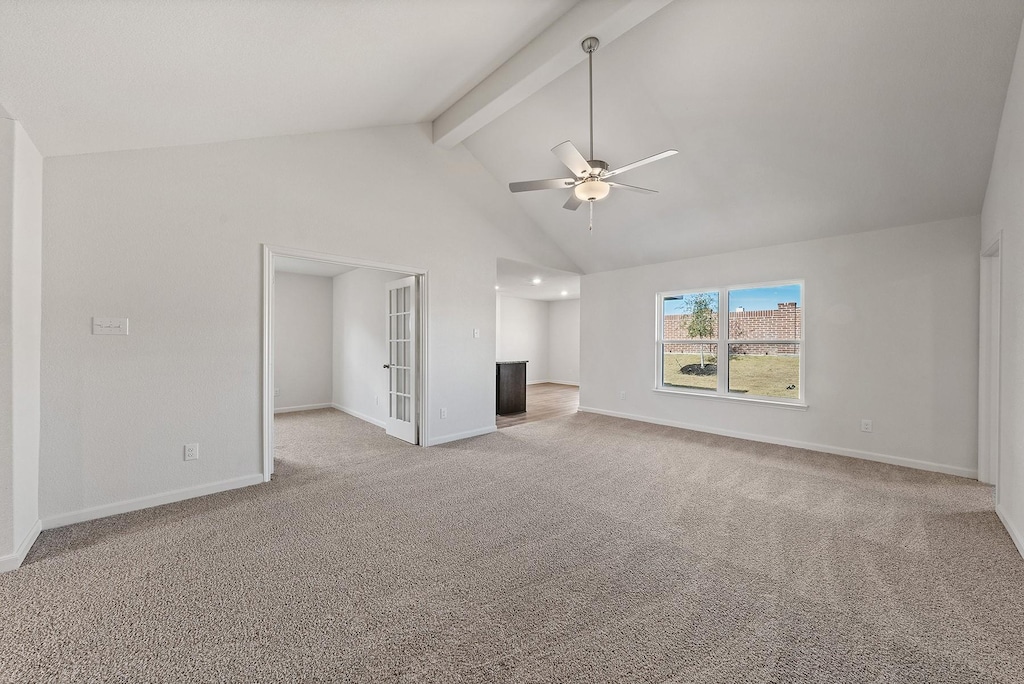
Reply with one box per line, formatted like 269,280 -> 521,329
261,244 -> 429,482
978,233 -> 1001,494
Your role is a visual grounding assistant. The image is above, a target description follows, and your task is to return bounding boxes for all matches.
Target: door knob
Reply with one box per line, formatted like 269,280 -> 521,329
383,364 -> 390,369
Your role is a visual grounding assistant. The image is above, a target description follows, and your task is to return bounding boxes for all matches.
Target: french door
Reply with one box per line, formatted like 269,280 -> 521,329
385,276 -> 418,444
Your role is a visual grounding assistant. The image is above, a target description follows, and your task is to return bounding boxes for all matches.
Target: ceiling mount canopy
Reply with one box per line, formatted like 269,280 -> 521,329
508,35 -> 678,230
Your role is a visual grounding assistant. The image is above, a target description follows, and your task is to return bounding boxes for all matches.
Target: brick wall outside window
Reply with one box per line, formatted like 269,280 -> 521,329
663,303 -> 801,355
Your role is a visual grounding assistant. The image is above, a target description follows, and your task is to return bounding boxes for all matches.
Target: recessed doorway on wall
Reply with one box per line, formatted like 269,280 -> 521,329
262,245 -> 427,481
979,235 -> 1001,496
495,258 -> 581,428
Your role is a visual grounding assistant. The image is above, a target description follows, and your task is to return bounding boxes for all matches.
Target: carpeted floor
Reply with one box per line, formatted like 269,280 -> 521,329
2,410 -> 1022,682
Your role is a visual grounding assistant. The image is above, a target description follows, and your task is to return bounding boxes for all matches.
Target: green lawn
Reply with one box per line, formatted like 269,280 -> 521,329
663,353 -> 799,399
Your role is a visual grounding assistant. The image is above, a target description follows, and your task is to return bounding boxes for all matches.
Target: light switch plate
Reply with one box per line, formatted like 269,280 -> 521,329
93,317 -> 129,335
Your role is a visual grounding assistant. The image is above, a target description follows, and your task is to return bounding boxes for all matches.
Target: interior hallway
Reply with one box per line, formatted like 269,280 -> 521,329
497,382 -> 579,429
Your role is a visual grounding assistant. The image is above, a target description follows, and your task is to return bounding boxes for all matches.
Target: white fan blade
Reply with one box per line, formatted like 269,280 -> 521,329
607,181 -> 657,194
551,141 -> 593,177
603,150 -> 678,179
509,178 -> 577,193
563,193 -> 584,211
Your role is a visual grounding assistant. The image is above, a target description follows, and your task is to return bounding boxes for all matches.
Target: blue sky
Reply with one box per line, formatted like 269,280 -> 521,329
665,284 -> 801,314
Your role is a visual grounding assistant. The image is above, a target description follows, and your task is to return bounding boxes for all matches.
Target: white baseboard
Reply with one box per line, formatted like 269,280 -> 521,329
0,519 -> 42,573
41,473 -> 265,531
996,505 -> 1024,560
332,404 -> 387,428
577,406 -> 978,479
527,379 -> 580,387
426,425 -> 497,446
274,403 -> 332,414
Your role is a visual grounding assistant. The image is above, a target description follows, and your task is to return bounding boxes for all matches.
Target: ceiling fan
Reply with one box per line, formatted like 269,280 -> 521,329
509,36 -> 677,230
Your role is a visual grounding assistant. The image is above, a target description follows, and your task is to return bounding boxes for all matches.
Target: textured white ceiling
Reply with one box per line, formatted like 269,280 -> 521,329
497,258 -> 580,301
0,0 -> 575,156
465,0 -> 1024,273
3,0 -> 1022,274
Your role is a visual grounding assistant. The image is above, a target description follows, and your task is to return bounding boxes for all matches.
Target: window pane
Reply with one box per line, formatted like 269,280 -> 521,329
728,343 -> 800,398
663,343 -> 718,391
663,291 -> 719,340
728,284 -> 802,340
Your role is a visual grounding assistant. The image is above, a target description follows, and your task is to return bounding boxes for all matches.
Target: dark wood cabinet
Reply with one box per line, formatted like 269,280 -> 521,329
496,361 -> 527,415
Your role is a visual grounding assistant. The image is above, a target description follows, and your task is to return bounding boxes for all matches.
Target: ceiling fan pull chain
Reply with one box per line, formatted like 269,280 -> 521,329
589,201 -> 594,231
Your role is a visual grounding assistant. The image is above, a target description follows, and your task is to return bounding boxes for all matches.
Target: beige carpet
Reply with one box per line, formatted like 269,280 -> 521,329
1,410 -> 1022,682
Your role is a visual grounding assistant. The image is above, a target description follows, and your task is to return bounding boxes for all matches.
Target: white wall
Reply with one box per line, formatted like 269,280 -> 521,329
495,295 -> 580,385
39,123 -> 577,523
332,268 -> 404,427
981,16 -> 1024,557
0,117 -> 42,568
11,120 -> 41,551
580,217 -> 980,477
0,119 -> 14,555
548,298 -> 580,385
496,295 -> 548,384
273,272 -> 333,412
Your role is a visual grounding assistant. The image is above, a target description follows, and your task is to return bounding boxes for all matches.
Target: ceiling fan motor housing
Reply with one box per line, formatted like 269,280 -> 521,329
574,159 -> 610,201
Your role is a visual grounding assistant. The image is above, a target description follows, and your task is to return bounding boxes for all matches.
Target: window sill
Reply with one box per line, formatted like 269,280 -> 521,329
652,387 -> 808,410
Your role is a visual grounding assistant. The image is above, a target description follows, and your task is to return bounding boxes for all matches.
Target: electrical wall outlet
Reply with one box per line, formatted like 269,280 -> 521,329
440,408 -> 448,419
619,391 -> 627,400
374,394 -> 379,406
274,387 -> 280,397
860,419 -> 873,433
473,328 -> 480,339
184,443 -> 199,461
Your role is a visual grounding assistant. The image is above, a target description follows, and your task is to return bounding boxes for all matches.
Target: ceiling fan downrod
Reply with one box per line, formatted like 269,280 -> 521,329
582,36 -> 599,161
506,35 -> 678,229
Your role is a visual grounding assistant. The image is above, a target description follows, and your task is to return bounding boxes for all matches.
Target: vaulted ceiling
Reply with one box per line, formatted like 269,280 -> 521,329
464,0 -> 1024,272
2,0 -> 1022,273
0,0 -> 574,155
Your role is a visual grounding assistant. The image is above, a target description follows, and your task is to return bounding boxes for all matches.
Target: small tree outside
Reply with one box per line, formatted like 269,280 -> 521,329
686,293 -> 715,368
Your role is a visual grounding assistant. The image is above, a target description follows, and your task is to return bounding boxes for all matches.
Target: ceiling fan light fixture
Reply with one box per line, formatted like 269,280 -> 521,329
575,179 -> 609,202
506,35 -> 677,229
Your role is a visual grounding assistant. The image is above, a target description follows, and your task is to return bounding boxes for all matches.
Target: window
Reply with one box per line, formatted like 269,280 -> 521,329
657,282 -> 804,405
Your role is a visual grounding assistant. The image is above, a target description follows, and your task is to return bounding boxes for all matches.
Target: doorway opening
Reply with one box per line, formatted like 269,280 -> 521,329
494,258 -> 581,429
261,245 -> 427,481
979,235 -> 1001,496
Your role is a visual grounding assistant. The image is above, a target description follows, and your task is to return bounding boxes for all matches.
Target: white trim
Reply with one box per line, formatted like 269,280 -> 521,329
262,245 -> 274,481
995,505 -> 1024,560
656,280 -> 805,405
527,379 -> 580,386
652,387 -> 807,410
41,474 -> 264,530
262,244 -> 430,483
332,403 -> 387,429
425,425 -> 497,446
578,406 -> 977,479
979,234 -> 1001,489
0,519 -> 42,573
274,403 -> 332,414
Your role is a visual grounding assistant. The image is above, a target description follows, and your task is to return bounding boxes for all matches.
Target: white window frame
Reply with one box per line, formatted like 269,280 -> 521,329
655,280 -> 807,409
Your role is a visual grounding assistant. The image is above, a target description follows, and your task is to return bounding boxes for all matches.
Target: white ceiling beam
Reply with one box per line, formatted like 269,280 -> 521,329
431,0 -> 674,149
